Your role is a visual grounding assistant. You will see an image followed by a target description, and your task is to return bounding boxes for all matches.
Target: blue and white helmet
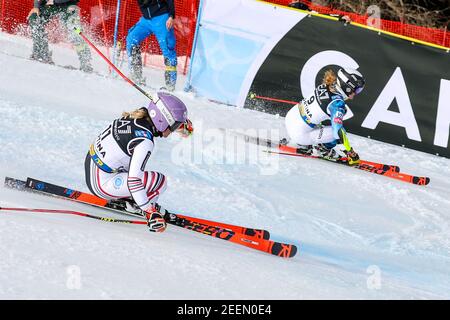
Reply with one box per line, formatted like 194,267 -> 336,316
335,67 -> 365,99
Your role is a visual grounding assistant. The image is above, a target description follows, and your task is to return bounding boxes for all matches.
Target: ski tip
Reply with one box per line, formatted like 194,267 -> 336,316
287,244 -> 298,258
413,176 -> 431,186
4,176 -> 15,184
271,242 -> 298,258
4,177 -> 26,189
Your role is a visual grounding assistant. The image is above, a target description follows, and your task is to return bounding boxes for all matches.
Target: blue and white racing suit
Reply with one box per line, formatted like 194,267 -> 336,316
285,84 -> 353,152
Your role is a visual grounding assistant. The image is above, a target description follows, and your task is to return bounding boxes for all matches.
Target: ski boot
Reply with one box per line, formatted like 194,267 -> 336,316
129,46 -> 146,86
296,144 -> 313,155
79,52 -> 93,73
164,57 -> 177,92
75,42 -> 93,73
344,148 -> 360,166
30,51 -> 54,65
312,143 -> 340,160
107,198 -> 145,217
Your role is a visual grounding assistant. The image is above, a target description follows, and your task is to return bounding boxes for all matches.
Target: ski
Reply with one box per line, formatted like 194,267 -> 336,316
4,177 -> 270,240
4,177 -> 297,257
163,211 -> 296,258
267,150 -> 430,186
223,130 -> 429,185
277,145 -> 400,173
265,149 -> 430,185
223,129 -> 400,173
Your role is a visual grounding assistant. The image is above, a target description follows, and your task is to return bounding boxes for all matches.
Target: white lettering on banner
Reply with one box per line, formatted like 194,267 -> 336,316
362,67 -> 422,142
434,79 -> 450,148
300,50 -> 359,97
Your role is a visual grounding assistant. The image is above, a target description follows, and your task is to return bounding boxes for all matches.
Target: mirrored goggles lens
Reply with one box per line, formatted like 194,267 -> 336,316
355,86 -> 364,95
169,121 -> 183,132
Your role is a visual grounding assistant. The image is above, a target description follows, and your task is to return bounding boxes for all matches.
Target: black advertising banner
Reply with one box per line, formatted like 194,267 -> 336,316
245,15 -> 450,158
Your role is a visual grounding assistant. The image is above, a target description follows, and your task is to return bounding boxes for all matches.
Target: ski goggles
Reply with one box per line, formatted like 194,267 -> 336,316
353,79 -> 365,95
169,120 -> 184,132
176,119 -> 194,137
354,84 -> 365,95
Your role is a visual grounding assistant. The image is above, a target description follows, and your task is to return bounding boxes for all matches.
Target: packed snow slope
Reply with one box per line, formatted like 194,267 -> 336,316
1,32 -> 450,299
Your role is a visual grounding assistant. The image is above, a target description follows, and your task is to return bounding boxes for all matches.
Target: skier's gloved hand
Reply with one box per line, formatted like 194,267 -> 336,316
146,211 -> 167,233
345,148 -> 360,166
177,119 -> 193,137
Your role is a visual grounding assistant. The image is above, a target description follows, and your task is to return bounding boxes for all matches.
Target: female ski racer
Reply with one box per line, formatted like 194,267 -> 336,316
284,67 -> 365,165
85,91 -> 193,233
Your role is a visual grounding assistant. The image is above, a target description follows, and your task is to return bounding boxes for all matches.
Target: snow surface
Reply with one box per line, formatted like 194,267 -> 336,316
1,32 -> 450,300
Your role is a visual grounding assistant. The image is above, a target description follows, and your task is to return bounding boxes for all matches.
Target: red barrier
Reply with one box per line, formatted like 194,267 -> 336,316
0,0 -> 446,76
267,0 -> 449,48
0,0 -> 200,74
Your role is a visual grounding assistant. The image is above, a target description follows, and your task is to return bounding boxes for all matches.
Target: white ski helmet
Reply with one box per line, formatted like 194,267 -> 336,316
335,67 -> 365,99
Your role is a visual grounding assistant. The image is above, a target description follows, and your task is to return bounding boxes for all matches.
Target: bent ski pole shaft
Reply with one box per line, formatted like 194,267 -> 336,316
74,27 -> 153,101
0,206 -> 147,225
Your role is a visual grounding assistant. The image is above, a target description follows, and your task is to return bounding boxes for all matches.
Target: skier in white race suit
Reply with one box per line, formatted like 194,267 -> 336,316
284,67 -> 365,165
84,91 -> 193,233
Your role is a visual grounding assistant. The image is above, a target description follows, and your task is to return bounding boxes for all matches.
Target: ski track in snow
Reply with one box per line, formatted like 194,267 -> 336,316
0,32 -> 450,299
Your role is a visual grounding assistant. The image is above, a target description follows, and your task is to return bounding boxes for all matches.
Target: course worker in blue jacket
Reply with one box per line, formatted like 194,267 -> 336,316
126,0 -> 177,91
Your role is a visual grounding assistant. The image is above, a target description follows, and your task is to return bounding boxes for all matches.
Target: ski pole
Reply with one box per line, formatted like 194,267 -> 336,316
248,92 -> 297,105
112,0 -> 122,77
0,207 -> 147,225
97,0 -> 111,74
74,27 -> 154,101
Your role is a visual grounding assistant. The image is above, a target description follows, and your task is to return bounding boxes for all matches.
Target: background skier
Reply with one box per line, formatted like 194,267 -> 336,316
84,92 -> 192,233
126,0 -> 177,91
284,67 -> 365,165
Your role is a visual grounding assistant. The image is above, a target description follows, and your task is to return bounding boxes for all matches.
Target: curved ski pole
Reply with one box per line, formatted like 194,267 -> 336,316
248,92 -> 297,105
